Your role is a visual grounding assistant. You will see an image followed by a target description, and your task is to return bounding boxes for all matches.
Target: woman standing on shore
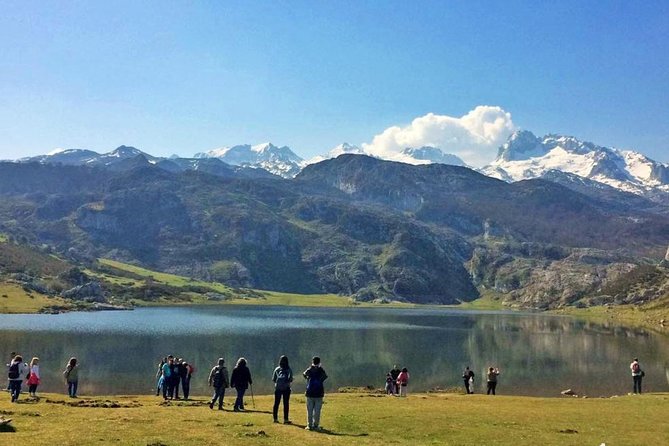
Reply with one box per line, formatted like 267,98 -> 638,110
230,357 -> 252,412
63,357 -> 79,398
27,357 -> 41,397
272,355 -> 293,424
486,367 -> 500,395
397,367 -> 410,397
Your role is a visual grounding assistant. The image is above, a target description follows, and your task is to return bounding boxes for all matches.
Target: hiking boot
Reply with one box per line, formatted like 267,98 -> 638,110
218,406 -> 223,410
273,418 -> 279,423
283,419 -> 291,424
233,407 -> 240,412
305,426 -> 312,430
209,402 -> 214,409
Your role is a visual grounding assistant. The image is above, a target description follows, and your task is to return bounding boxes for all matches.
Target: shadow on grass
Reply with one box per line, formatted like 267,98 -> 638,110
285,422 -> 369,437
0,423 -> 16,433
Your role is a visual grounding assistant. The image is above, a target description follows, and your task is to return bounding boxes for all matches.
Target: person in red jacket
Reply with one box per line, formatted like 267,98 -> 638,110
396,367 -> 410,397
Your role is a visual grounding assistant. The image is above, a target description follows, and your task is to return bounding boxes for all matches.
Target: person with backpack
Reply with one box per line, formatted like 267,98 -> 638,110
272,355 -> 293,424
396,367 -> 410,397
26,357 -> 41,397
208,358 -> 229,410
63,357 -> 79,398
7,354 -> 28,402
6,351 -> 16,391
486,367 -> 500,395
303,356 -> 328,431
230,357 -> 252,412
462,366 -> 475,394
389,365 -> 401,395
630,358 -> 644,394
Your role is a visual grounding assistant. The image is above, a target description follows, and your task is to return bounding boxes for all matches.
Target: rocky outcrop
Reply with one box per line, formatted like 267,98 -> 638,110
61,281 -> 105,303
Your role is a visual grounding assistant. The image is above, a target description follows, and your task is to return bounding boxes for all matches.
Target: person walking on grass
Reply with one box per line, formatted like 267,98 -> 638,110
486,367 -> 500,395
6,351 -> 16,391
272,355 -> 293,424
462,366 -> 475,394
8,354 -> 28,402
208,358 -> 229,410
181,359 -> 194,400
63,357 -> 79,398
230,357 -> 252,412
397,367 -> 410,397
630,358 -> 644,394
303,356 -> 328,431
27,357 -> 41,397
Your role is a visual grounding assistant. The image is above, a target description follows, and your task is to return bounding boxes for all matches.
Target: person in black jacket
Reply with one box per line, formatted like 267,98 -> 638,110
303,356 -> 328,431
462,366 -> 475,394
230,357 -> 252,411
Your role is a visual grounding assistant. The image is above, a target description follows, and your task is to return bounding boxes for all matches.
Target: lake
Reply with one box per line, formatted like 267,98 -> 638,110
1,305 -> 667,397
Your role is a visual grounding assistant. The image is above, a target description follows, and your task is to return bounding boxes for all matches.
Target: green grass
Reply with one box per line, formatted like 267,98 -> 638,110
0,282 -> 69,313
1,392 -> 666,445
0,233 -> 8,243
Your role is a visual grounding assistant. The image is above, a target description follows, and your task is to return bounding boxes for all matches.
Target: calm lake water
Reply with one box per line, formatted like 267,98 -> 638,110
1,305 -> 667,397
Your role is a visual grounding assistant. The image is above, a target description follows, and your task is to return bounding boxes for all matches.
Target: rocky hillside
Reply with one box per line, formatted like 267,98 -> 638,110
1,155 -> 668,308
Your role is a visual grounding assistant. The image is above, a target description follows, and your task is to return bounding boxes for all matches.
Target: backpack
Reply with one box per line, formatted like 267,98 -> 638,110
306,370 -> 324,395
212,367 -> 224,388
275,368 -> 291,391
632,362 -> 640,373
8,362 -> 19,379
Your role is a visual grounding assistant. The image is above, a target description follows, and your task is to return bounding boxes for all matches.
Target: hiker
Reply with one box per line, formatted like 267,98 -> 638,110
162,356 -> 174,400
385,373 -> 394,395
27,357 -> 41,397
181,359 -> 194,400
397,367 -> 410,397
272,355 -> 293,424
303,356 -> 328,431
5,351 -> 16,391
63,357 -> 79,398
486,367 -> 500,395
630,358 -> 644,394
390,365 -> 401,395
463,366 -> 475,394
172,357 -> 181,399
230,357 -> 252,412
208,358 -> 229,410
8,354 -> 28,402
155,358 -> 166,396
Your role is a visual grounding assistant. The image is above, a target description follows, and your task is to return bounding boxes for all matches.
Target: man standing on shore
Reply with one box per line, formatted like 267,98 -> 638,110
390,365 -> 401,396
303,356 -> 327,431
630,358 -> 644,394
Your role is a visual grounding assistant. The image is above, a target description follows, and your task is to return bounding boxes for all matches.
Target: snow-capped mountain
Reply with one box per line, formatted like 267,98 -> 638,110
399,146 -> 465,166
305,142 -> 364,165
195,142 -> 304,178
21,145 -> 158,166
482,130 -> 669,201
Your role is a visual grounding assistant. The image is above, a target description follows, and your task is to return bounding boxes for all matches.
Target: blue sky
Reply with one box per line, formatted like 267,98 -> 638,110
1,0 -> 667,163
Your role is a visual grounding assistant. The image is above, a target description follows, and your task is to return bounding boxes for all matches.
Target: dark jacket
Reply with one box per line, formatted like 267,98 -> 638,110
303,365 -> 328,398
230,365 -> 252,390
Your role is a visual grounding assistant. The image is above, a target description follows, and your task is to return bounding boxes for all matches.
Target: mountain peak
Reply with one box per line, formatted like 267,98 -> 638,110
400,146 -> 465,166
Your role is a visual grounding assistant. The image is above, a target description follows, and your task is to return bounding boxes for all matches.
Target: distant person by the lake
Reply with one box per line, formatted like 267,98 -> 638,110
172,357 -> 182,399
303,356 -> 328,431
486,367 -> 500,395
181,359 -> 194,400
385,373 -> 394,395
208,358 -> 229,410
7,354 -> 28,402
63,357 -> 79,398
272,355 -> 293,424
27,357 -> 40,397
155,357 -> 166,396
230,357 -> 252,412
390,365 -> 401,395
463,366 -> 475,394
6,351 -> 16,391
397,367 -> 410,397
161,356 -> 174,400
630,358 -> 644,394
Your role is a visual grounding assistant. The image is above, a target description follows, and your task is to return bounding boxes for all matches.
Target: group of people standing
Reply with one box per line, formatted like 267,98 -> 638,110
462,366 -> 500,395
385,365 -> 410,396
156,355 -> 194,400
6,353 -> 79,402
204,355 -> 328,431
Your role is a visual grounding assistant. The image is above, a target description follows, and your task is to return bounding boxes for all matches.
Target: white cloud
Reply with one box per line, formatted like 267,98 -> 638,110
361,106 -> 516,167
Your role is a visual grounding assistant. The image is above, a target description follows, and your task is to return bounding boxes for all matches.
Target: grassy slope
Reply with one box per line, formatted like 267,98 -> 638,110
0,392 -> 667,445
0,282 -> 69,313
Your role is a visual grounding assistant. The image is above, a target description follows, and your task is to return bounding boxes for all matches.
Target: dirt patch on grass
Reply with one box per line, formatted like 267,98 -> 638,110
45,398 -> 142,408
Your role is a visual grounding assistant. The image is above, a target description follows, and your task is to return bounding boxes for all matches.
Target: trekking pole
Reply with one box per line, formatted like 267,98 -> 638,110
250,384 -> 256,409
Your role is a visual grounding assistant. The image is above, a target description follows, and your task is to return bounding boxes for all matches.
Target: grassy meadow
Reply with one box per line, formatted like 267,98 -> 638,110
0,391 -> 667,445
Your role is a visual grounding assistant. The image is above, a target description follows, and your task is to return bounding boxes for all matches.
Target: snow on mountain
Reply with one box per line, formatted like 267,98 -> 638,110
305,142 -> 364,165
482,130 -> 669,201
21,146 -> 157,166
399,146 -> 466,166
195,142 -> 304,178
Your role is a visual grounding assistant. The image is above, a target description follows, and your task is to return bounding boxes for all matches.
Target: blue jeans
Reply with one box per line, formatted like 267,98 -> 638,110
9,380 -> 22,402
234,387 -> 246,410
306,397 -> 323,428
633,375 -> 642,394
68,380 -> 78,397
210,386 -> 225,409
